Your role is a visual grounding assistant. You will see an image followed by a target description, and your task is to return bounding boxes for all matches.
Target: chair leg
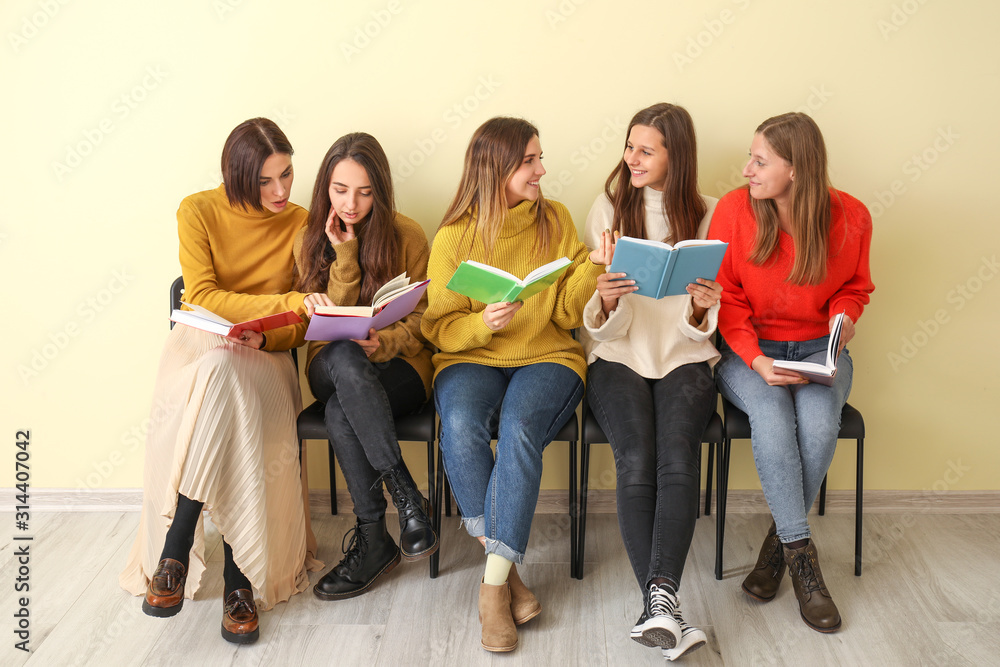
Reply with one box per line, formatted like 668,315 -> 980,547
696,446 -> 702,520
704,442 -> 714,516
326,441 -> 338,516
856,437 -> 864,576
569,439 -> 579,580
433,442 -> 445,576
444,474 -> 452,518
426,440 -> 438,579
715,439 -> 730,580
577,442 -> 591,580
819,474 -> 828,516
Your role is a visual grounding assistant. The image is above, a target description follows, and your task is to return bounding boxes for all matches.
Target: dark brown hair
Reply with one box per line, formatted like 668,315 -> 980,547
295,133 -> 399,305
604,103 -> 706,244
439,117 -> 557,260
221,117 -> 294,213
748,112 -> 832,285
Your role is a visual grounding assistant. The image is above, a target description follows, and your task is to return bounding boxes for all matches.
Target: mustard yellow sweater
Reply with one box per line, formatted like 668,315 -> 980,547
422,199 -> 602,383
293,213 -> 434,399
177,184 -> 309,351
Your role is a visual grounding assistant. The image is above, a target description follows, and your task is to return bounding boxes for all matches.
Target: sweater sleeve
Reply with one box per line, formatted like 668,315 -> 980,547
178,200 -> 308,352
369,223 -> 431,363
178,201 -> 308,322
828,203 -> 874,324
708,193 -> 763,365
551,204 -> 603,331
421,227 -> 496,353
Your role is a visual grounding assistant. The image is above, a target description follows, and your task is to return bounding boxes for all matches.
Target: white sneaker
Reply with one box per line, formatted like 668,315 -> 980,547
662,602 -> 707,661
630,583 -> 681,649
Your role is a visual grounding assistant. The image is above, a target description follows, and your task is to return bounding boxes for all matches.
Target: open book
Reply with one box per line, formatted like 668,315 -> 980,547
446,257 -> 571,304
772,312 -> 845,386
305,273 -> 429,341
607,236 -> 728,299
170,303 -> 301,337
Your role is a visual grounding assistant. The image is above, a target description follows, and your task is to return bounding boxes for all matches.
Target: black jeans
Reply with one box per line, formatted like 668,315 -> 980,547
308,340 -> 426,522
587,359 -> 715,592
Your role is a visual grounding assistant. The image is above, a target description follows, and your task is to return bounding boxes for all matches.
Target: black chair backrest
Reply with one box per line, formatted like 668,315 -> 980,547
169,276 -> 184,329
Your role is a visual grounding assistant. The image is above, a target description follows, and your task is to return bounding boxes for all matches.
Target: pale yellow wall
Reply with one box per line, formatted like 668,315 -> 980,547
2,0 -> 998,494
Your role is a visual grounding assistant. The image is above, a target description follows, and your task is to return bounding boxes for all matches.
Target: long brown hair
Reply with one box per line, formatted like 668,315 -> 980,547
439,117 -> 557,259
295,133 -> 399,304
604,103 -> 706,244
748,112 -> 832,285
221,117 -> 293,213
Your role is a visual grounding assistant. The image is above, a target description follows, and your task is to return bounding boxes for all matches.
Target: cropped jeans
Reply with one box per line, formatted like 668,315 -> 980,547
715,336 -> 853,543
587,359 -> 715,593
434,362 -> 583,564
308,340 -> 426,522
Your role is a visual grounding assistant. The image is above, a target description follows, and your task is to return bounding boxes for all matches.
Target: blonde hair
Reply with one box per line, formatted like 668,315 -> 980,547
749,112 -> 832,285
440,117 -> 556,259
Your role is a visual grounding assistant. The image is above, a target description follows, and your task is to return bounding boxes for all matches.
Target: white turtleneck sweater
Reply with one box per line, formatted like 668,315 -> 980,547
579,187 -> 721,379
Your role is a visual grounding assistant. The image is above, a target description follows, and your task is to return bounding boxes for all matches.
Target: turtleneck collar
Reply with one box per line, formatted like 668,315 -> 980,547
498,199 -> 540,239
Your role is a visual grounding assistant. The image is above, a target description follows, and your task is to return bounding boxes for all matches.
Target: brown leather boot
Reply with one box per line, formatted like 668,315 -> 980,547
784,541 -> 842,633
507,564 -> 541,625
741,522 -> 785,602
478,581 -> 518,652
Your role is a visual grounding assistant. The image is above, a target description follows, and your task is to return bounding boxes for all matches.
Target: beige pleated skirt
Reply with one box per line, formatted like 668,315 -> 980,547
119,325 -> 323,610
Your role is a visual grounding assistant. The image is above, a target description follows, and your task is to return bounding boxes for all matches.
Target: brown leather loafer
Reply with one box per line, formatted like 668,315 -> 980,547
221,589 -> 260,644
142,558 -> 187,618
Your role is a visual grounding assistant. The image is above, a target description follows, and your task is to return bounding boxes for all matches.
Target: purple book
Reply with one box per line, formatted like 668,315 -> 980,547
305,280 -> 429,341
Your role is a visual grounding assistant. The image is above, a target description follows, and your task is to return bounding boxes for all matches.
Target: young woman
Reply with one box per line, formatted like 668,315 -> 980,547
709,112 -> 874,633
422,117 -> 601,653
120,118 -> 329,644
293,132 -> 437,600
580,103 -> 718,659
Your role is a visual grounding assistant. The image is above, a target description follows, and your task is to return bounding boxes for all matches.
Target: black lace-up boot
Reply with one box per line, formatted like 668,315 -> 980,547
313,517 -> 400,600
381,462 -> 439,561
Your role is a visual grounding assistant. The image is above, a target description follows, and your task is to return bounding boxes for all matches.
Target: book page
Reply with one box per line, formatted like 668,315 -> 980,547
522,257 -> 571,284
180,302 -> 233,326
370,272 -> 410,307
623,236 -> 673,250
464,260 -> 520,284
673,239 -> 726,249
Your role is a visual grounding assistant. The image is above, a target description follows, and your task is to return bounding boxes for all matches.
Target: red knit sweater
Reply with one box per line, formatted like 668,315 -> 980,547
708,188 -> 874,366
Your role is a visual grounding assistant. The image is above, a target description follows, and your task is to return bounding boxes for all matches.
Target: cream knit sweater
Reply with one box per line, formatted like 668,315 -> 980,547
579,188 -> 721,378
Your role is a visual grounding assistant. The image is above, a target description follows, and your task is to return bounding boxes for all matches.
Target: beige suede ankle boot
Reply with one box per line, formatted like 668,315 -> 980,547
507,564 -> 541,625
478,581 -> 518,652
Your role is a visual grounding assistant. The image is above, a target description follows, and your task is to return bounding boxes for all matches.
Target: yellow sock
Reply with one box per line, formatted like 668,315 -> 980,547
483,553 -> 513,586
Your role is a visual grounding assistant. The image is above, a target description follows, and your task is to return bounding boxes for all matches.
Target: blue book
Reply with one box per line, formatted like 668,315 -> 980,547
607,236 -> 728,299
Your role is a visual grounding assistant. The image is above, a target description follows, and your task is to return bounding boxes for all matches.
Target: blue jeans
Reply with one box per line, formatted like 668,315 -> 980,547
715,337 -> 853,543
434,362 -> 584,563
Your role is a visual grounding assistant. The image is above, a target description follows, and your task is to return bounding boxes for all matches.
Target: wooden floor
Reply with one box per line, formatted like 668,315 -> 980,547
3,509 -> 999,666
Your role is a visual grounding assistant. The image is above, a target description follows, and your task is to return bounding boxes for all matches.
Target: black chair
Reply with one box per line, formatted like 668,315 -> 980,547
432,410 -> 581,578
715,397 -> 865,579
576,403 -> 725,580
296,398 -> 441,577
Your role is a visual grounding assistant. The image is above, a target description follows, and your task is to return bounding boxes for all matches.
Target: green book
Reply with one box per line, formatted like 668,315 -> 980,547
446,257 -> 572,304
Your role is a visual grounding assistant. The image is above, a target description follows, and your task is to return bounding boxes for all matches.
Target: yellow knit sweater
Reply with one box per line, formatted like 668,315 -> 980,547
293,213 -> 434,399
422,199 -> 602,383
177,184 -> 309,351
